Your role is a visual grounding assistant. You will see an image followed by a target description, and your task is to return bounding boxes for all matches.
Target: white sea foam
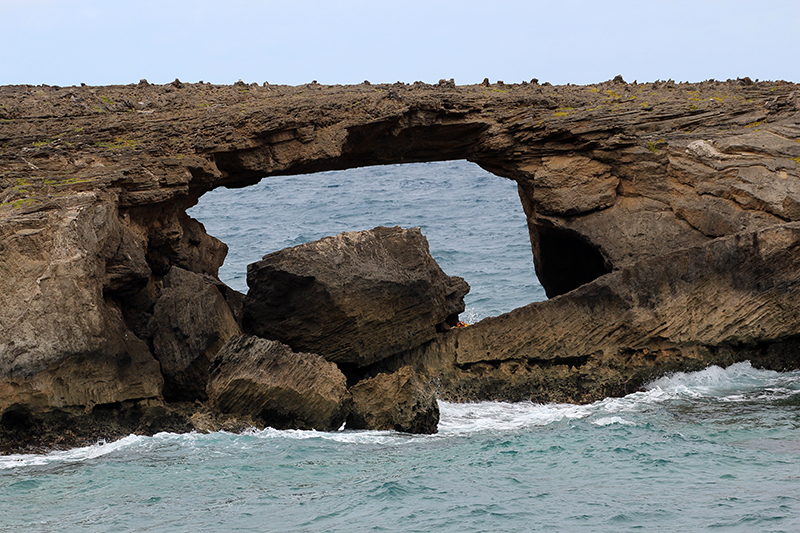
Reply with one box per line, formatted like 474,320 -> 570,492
592,416 -> 636,426
644,361 -> 800,401
247,426 -> 416,446
436,362 -> 800,435
0,434 -> 145,470
4,362 -> 799,466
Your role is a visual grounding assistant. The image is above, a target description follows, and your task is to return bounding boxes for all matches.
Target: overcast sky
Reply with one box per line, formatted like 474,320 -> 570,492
2,0 -> 798,87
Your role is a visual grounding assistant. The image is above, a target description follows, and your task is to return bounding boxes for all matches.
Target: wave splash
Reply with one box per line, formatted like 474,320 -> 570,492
3,362 -> 797,469
436,361 -> 800,434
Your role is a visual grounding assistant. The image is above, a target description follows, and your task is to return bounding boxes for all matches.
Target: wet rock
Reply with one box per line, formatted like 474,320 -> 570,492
149,266 -> 241,401
347,366 -> 439,434
242,226 -> 469,367
207,335 -> 350,431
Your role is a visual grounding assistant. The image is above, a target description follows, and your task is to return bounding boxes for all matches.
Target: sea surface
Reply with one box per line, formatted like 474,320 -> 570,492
2,161 -> 800,532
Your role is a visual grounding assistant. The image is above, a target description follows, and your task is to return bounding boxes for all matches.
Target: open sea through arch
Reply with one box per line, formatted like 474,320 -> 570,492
3,160 -> 800,532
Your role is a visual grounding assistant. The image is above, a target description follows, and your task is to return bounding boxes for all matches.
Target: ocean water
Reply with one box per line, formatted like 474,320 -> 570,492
186,160 -> 545,322
3,161 -> 800,532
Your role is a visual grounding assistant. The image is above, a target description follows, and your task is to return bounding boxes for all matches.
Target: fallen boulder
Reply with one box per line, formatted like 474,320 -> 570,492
347,366 -> 439,434
207,334 -> 350,431
242,226 -> 469,367
149,266 -> 242,401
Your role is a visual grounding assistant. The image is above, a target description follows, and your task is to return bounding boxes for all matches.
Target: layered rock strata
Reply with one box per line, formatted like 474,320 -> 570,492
2,77 -> 800,450
207,335 -> 350,432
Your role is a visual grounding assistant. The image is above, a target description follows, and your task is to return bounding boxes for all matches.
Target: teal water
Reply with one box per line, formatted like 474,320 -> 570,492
2,161 -> 800,532
3,364 -> 800,531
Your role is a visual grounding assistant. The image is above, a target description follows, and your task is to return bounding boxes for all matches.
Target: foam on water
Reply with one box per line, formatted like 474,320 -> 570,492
645,361 -> 800,401
0,434 -> 146,470
5,361 -> 798,473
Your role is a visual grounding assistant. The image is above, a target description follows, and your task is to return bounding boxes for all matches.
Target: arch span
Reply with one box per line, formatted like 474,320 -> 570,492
2,79 -> 799,445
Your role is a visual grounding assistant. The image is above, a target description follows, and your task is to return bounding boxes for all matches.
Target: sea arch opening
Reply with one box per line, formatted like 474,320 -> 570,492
188,160 -> 545,322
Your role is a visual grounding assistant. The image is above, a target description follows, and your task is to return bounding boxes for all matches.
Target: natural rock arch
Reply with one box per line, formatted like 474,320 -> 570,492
2,78 -> 800,449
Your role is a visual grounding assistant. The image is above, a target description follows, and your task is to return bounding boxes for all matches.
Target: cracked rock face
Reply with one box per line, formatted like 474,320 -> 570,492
2,78 -> 800,449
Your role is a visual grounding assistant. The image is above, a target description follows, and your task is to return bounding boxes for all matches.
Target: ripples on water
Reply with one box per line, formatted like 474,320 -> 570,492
3,162 -> 800,531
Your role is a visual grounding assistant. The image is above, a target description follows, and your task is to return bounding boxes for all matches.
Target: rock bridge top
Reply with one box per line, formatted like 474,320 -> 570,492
2,78 -> 799,294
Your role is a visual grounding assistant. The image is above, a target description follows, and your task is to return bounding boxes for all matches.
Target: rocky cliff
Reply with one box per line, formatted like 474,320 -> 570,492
2,77 -> 800,450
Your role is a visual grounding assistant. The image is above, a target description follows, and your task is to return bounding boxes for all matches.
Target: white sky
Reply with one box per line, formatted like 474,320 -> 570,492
2,0 -> 798,87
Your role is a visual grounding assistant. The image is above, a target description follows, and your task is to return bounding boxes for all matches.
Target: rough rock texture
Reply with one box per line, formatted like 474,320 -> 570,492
207,335 -> 350,431
0,192 -> 163,415
347,366 -> 439,434
243,226 -> 469,366
3,78 -> 800,449
411,220 -> 800,402
149,266 -> 242,401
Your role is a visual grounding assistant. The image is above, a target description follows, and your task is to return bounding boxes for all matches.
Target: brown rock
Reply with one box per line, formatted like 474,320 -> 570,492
347,366 -> 439,434
242,226 -> 469,367
0,193 -> 163,415
528,156 -> 619,216
207,335 -> 350,431
3,79 -> 800,448
424,221 -> 800,402
149,266 -> 242,401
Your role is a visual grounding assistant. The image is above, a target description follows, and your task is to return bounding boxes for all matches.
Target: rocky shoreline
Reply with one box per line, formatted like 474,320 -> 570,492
2,77 -> 800,453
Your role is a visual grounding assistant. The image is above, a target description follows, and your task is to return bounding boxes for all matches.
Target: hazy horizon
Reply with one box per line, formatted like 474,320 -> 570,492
2,1 -> 798,87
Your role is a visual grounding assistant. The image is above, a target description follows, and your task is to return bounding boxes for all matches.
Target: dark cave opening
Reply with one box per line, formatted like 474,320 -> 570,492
534,224 -> 611,298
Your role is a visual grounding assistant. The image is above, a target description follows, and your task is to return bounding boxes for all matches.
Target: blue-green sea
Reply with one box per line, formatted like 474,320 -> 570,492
2,162 -> 800,532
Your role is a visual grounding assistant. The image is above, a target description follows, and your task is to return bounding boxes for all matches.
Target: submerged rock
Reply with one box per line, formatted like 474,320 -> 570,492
242,226 -> 469,367
347,366 -> 439,434
207,335 -> 350,431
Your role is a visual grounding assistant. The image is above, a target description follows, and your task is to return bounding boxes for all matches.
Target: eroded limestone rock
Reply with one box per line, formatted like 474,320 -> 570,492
207,335 -> 350,431
149,266 -> 242,401
424,221 -> 800,402
347,366 -> 439,434
242,226 -> 469,367
0,193 -> 163,415
3,79 -> 800,450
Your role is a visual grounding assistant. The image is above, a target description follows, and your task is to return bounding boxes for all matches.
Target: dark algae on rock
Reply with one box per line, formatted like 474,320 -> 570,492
2,78 -> 800,451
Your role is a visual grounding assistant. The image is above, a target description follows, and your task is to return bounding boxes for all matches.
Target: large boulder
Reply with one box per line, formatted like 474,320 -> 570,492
207,335 -> 350,431
347,366 -> 439,434
242,226 -> 469,367
149,266 -> 242,401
